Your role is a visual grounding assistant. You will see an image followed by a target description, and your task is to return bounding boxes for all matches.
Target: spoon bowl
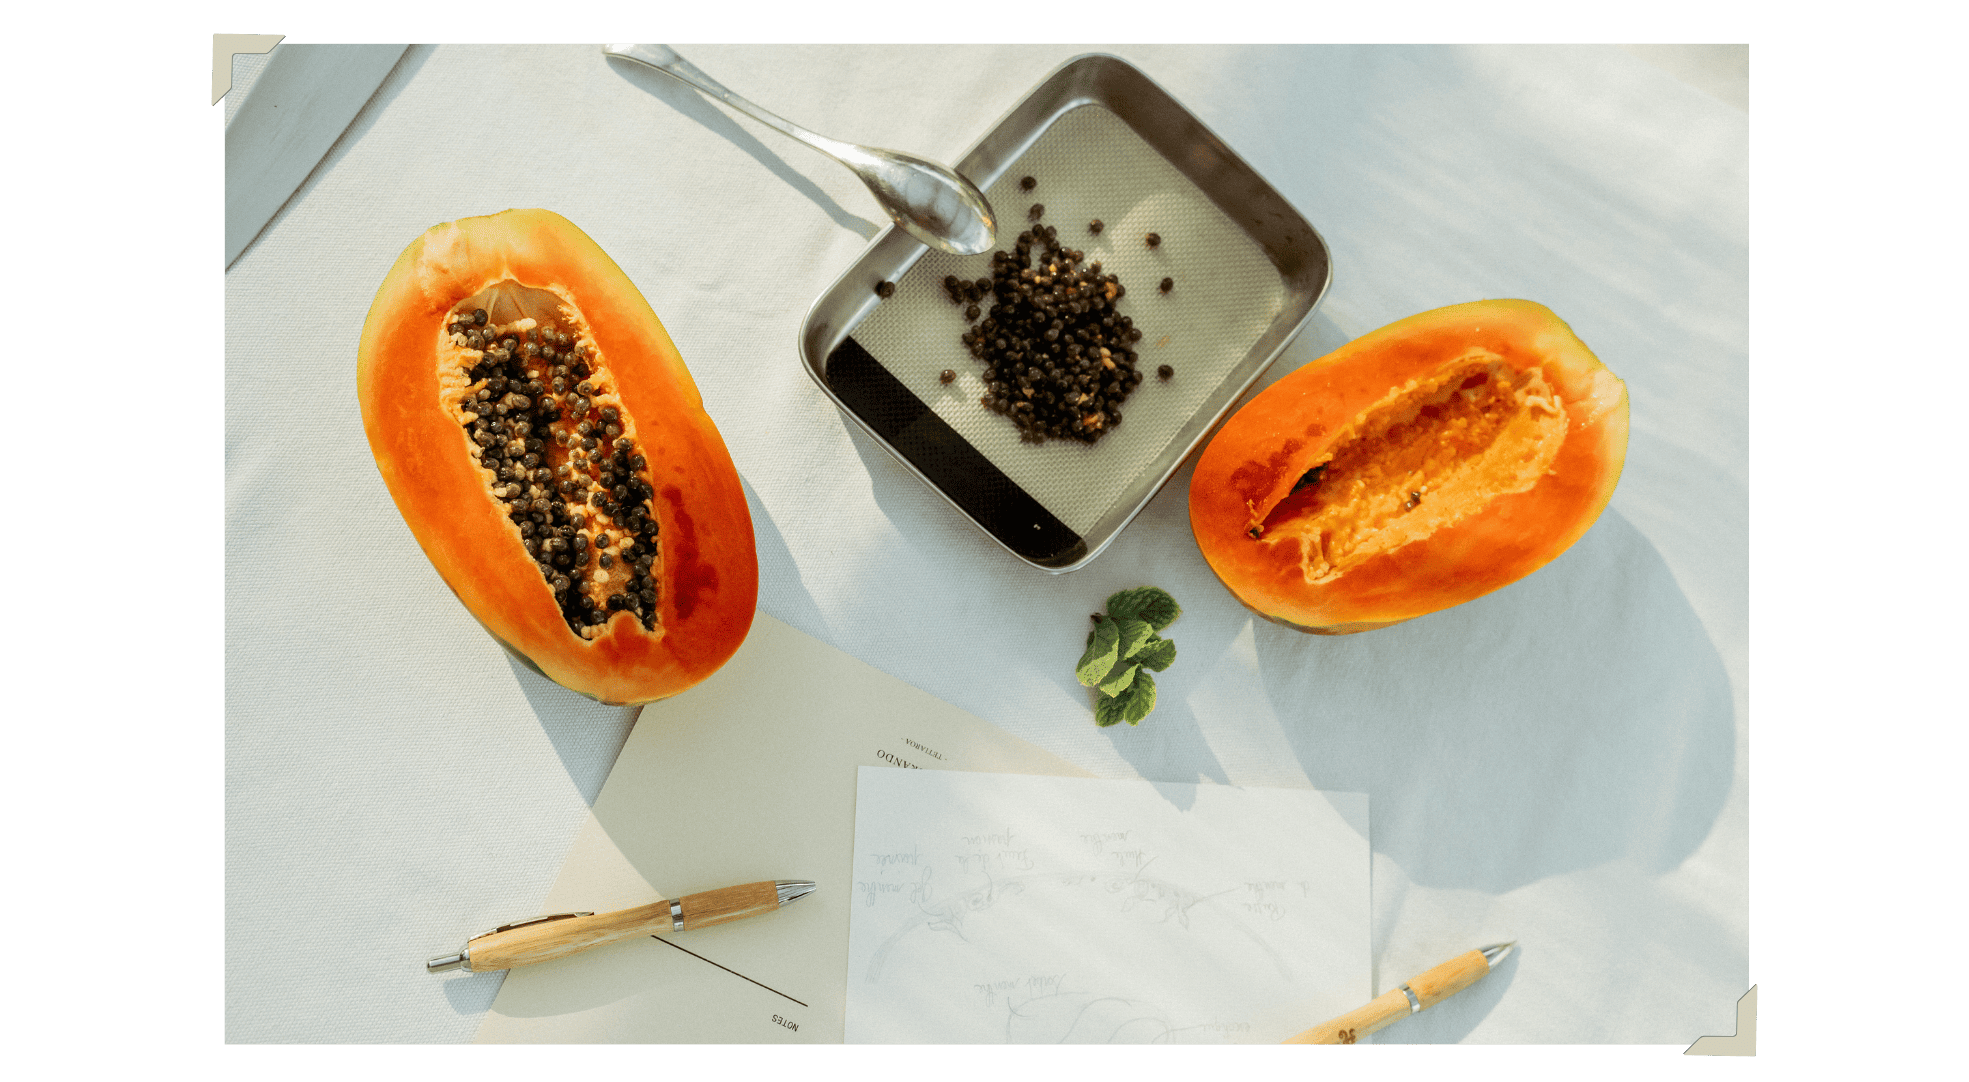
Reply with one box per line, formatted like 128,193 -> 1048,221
604,45 -> 997,255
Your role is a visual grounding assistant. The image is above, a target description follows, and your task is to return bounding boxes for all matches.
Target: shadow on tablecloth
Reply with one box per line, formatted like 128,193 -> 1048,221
504,475 -> 824,806
1258,508 -> 1735,896
604,50 -> 882,244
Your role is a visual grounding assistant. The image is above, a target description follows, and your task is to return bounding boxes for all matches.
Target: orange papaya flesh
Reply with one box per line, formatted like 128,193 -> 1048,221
357,209 -> 757,703
1188,299 -> 1628,634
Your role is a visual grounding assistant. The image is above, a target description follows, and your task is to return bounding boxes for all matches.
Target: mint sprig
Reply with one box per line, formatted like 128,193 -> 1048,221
1076,587 -> 1181,727
1105,587 -> 1181,631
1075,618 -> 1120,685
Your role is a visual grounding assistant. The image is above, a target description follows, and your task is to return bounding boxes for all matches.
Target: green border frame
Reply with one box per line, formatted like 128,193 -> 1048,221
23,4 -> 1929,1078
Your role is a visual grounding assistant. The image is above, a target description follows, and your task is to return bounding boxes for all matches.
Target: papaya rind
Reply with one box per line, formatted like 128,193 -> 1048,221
1187,299 -> 1629,633
357,209 -> 757,703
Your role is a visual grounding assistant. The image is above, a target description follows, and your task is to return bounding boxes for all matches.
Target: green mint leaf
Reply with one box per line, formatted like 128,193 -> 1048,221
1114,617 -> 1154,663
1115,669 -> 1158,724
1107,587 -> 1181,631
1133,637 -> 1177,672
1081,587 -> 1179,728
1075,617 -> 1120,687
1097,662 -> 1139,697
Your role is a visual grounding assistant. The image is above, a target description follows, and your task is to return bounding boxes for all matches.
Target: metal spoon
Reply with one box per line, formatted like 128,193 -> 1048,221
604,44 -> 997,255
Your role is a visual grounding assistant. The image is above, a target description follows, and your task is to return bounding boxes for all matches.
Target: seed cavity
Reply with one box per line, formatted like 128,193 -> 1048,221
437,280 -> 663,638
1254,349 -> 1568,583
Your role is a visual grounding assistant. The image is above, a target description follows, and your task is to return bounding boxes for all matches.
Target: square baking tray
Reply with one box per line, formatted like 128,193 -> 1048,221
799,53 -> 1330,572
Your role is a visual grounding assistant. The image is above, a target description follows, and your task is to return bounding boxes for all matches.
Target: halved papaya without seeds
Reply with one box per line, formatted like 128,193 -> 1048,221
1188,299 -> 1628,634
358,209 -> 757,704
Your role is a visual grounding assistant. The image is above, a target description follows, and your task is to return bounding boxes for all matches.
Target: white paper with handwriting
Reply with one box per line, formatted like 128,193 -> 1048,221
845,768 -> 1370,1043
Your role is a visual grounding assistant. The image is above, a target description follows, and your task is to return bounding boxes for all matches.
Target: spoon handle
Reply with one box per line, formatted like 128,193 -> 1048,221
604,44 -> 849,160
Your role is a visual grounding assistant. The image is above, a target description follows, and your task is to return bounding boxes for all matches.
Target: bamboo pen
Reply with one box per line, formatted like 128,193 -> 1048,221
1286,942 -> 1516,1044
426,880 -> 816,973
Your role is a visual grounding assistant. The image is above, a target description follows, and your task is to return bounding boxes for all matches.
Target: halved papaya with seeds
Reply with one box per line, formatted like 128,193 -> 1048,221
358,209 -> 756,704
1188,299 -> 1627,634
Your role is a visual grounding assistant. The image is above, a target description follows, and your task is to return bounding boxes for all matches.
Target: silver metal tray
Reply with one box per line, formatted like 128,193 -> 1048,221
798,53 -> 1331,572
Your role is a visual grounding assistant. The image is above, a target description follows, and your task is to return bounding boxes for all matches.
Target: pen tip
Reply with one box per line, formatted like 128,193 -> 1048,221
775,880 -> 817,906
1479,941 -> 1517,968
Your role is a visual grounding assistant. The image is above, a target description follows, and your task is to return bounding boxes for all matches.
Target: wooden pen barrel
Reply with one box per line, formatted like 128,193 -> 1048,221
676,879 -> 782,930
1284,949 -> 1491,1044
468,902 -> 672,971
467,881 -> 784,971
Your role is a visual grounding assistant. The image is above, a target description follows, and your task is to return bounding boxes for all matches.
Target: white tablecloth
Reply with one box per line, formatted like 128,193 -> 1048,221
224,44 -> 1747,1044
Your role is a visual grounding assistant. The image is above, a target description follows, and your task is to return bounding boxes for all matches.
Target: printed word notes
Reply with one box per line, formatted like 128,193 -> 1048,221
845,769 -> 1370,1043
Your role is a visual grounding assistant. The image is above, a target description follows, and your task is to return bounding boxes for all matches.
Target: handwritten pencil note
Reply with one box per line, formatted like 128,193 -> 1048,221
845,768 -> 1370,1043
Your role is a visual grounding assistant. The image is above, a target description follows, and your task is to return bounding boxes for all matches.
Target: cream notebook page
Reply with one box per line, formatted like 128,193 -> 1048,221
473,614 -> 1089,1043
